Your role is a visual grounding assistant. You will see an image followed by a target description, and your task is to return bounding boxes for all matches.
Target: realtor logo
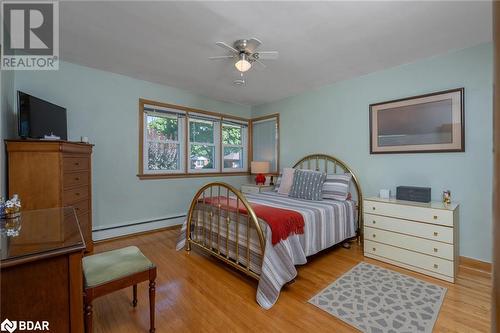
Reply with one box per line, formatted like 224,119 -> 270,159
0,319 -> 17,333
0,318 -> 49,332
1,1 -> 59,70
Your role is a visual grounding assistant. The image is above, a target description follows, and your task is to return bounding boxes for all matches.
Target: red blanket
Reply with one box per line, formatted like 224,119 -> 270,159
201,196 -> 304,245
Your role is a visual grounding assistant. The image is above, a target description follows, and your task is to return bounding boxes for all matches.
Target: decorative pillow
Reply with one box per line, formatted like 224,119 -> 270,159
277,168 -> 295,195
322,173 -> 352,201
288,169 -> 326,201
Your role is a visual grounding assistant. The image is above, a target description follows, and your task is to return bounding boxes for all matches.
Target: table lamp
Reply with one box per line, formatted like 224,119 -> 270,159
251,161 -> 270,185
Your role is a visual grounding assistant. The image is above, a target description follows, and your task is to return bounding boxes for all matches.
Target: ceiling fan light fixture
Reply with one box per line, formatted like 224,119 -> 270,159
235,53 -> 251,72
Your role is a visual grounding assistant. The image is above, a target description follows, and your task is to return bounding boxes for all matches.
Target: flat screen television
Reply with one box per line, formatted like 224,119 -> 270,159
18,91 -> 67,140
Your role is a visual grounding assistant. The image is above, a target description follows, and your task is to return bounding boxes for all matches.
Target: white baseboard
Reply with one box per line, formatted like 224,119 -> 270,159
92,215 -> 185,241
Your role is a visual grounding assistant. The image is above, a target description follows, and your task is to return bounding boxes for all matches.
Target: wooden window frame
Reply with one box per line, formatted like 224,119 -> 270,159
138,98 -> 253,180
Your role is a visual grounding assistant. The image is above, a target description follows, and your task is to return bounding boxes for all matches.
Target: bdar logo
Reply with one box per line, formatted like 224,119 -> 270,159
0,319 -> 17,333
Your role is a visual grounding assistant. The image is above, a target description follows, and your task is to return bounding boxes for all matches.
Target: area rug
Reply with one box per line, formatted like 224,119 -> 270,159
308,262 -> 446,333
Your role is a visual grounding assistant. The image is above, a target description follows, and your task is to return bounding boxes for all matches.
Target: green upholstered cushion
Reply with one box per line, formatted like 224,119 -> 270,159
83,246 -> 155,288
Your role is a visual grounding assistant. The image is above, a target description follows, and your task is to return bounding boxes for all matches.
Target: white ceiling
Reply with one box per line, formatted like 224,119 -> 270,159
60,1 -> 492,106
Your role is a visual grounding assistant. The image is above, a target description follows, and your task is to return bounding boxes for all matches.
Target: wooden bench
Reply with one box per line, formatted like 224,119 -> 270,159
82,246 -> 157,332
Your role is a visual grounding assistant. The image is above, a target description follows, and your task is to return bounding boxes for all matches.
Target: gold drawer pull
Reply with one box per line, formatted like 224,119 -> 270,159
372,247 -> 376,252
372,234 -> 376,238
434,264 -> 439,269
433,248 -> 438,253
433,232 -> 438,236
433,215 -> 438,220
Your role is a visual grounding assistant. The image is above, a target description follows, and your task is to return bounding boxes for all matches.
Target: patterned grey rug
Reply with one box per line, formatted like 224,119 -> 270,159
309,262 -> 446,333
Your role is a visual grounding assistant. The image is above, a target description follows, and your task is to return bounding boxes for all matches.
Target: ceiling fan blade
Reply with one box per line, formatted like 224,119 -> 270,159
216,41 -> 239,54
208,55 -> 234,60
254,58 -> 267,69
246,38 -> 262,53
256,51 -> 279,60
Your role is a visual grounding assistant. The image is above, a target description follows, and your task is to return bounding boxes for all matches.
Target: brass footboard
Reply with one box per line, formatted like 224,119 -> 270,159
185,182 -> 265,280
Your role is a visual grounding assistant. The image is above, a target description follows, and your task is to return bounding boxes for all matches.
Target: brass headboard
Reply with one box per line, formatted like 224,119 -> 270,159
292,154 -> 363,241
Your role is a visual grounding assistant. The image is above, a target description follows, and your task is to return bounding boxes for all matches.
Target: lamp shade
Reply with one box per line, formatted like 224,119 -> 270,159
251,161 -> 270,174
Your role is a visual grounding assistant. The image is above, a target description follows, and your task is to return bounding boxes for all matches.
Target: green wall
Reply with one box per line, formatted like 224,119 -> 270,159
11,61 -> 252,231
253,43 -> 493,262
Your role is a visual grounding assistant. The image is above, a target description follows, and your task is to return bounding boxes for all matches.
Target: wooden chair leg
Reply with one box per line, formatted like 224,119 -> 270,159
149,280 -> 156,333
132,284 -> 138,307
84,302 -> 93,333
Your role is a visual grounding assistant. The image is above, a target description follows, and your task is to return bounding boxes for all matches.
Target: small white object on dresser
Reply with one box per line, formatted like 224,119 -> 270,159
363,196 -> 459,283
241,184 -> 274,194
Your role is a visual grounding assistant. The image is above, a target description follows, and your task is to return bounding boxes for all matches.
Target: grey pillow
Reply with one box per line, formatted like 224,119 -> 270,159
289,169 -> 326,201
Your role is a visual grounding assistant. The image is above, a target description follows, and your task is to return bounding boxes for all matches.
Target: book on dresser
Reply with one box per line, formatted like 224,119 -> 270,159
6,140 -> 94,252
363,196 -> 459,283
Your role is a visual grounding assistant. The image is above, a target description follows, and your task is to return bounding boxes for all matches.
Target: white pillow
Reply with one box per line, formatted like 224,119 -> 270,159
278,168 -> 295,195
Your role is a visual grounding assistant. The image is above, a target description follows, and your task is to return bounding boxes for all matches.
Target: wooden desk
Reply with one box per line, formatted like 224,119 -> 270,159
1,208 -> 85,332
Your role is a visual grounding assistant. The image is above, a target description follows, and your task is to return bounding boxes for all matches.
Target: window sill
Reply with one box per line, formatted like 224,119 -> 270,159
137,171 -> 251,180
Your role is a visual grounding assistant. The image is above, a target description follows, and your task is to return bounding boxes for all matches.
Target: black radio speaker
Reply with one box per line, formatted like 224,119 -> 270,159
396,186 -> 431,203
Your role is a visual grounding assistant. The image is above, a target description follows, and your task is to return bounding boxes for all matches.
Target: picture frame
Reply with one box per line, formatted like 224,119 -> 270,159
369,88 -> 465,154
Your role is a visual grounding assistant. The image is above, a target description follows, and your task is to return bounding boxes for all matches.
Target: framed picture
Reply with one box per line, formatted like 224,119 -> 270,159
369,88 -> 464,154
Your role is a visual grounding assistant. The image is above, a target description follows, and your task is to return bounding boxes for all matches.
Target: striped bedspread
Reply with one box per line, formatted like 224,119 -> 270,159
176,191 -> 357,309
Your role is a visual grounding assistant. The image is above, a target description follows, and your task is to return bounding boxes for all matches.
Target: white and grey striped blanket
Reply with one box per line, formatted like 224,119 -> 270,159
177,191 -> 357,309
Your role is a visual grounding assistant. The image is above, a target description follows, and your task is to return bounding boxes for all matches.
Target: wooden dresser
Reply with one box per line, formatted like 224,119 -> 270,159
1,208 -> 85,332
6,140 -> 94,252
363,197 -> 459,282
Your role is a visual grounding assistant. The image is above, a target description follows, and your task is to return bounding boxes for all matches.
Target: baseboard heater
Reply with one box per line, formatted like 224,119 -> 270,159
92,214 -> 186,232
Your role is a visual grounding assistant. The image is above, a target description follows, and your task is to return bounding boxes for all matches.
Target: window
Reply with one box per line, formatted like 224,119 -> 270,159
188,115 -> 220,173
222,121 -> 248,172
143,105 -> 185,174
139,99 -> 251,178
251,114 -> 279,174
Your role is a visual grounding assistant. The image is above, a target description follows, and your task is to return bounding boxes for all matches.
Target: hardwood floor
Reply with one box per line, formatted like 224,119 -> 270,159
92,228 -> 491,332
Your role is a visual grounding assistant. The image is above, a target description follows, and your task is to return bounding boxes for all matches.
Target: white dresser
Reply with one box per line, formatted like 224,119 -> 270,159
363,197 -> 459,282
240,184 -> 275,194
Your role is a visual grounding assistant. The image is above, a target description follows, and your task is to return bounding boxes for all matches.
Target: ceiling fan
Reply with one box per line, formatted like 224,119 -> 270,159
209,38 -> 279,73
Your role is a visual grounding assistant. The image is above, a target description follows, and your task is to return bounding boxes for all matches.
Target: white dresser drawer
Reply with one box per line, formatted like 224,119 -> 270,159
241,185 -> 260,194
364,213 -> 453,244
364,226 -> 454,260
364,200 -> 453,226
365,240 -> 454,277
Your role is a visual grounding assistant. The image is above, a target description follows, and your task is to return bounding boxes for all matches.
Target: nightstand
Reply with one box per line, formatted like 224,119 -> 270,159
240,184 -> 275,194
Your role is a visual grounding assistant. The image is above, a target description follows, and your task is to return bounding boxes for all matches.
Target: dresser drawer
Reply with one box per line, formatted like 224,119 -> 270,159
364,226 -> 454,260
64,199 -> 89,215
364,200 -> 453,226
365,240 -> 454,277
364,213 -> 453,243
63,171 -> 89,189
241,186 -> 260,194
63,186 -> 89,204
63,157 -> 89,172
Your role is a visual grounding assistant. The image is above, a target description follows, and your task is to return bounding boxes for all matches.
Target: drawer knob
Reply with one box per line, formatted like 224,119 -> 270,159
372,220 -> 376,224
433,232 -> 438,236
433,248 -> 438,253
372,207 -> 376,211
75,162 -> 80,166
372,247 -> 376,252
434,264 -> 438,269
372,234 -> 376,238
75,192 -> 80,196
433,215 -> 438,220
75,177 -> 80,181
